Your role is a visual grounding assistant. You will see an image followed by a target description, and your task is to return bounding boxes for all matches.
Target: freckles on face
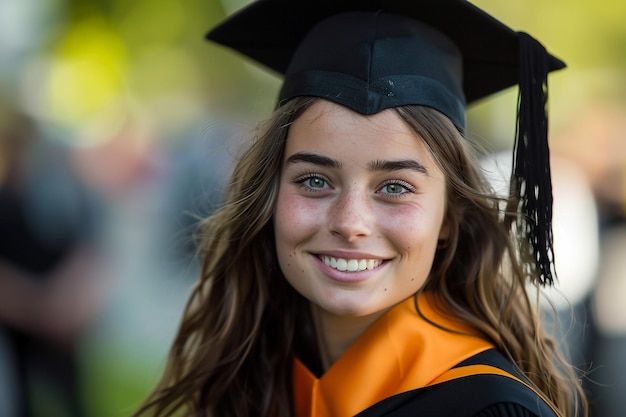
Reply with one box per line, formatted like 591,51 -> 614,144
274,188 -> 325,280
273,99 -> 448,319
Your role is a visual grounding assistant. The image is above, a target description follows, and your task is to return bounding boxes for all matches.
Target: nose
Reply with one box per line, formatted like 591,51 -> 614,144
328,187 -> 373,241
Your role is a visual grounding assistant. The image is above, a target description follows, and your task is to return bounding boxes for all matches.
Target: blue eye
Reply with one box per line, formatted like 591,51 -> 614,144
379,180 -> 415,196
381,183 -> 406,194
304,176 -> 328,189
294,174 -> 330,191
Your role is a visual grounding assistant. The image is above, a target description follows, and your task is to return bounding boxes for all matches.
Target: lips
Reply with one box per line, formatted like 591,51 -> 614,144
320,256 -> 383,272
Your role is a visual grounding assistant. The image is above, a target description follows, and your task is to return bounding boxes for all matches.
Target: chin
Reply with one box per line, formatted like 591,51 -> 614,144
315,296 -> 388,318
325,306 -> 373,317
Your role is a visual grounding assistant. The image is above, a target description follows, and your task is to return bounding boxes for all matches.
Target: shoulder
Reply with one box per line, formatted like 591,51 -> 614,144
473,403 -> 544,417
355,349 -> 559,417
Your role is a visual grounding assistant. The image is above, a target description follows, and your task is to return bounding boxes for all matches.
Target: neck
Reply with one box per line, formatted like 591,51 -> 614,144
310,306 -> 390,371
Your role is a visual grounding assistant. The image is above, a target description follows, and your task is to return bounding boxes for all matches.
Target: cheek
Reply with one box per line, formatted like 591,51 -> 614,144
274,192 -> 321,293
383,203 -> 445,254
274,191 -> 321,247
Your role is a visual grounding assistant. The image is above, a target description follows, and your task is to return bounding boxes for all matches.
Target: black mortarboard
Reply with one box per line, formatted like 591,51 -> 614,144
206,0 -> 566,285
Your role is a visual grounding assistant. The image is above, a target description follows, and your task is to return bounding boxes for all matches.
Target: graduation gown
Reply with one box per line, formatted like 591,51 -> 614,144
293,292 -> 560,417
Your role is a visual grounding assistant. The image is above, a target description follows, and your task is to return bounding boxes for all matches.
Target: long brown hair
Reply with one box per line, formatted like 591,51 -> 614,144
395,106 -> 587,417
133,98 -> 586,416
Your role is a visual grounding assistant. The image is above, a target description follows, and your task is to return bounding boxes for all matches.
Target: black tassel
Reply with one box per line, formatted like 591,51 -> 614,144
510,32 -> 556,286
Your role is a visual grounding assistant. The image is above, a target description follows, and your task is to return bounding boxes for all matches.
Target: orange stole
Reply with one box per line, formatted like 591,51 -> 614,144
293,292 -> 494,417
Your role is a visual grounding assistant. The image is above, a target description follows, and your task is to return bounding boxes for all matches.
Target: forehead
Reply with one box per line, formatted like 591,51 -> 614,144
285,100 -> 435,164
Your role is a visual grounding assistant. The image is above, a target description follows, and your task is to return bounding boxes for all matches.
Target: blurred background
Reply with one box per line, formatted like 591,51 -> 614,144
0,0 -> 624,416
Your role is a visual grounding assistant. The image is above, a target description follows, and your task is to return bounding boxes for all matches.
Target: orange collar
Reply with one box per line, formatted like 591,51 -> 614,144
293,292 -> 494,417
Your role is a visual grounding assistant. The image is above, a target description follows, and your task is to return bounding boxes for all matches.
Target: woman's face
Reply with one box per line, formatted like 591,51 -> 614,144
274,100 -> 449,320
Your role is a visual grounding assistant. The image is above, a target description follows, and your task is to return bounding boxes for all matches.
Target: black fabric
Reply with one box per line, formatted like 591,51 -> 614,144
206,0 -> 565,110
454,349 -> 522,375
354,349 -> 558,417
277,11 -> 466,123
474,403 -> 538,417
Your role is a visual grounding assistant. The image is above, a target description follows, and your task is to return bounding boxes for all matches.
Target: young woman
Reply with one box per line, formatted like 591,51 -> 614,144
134,1 -> 587,416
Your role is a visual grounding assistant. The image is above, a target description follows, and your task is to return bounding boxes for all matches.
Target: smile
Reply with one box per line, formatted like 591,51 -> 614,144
320,256 -> 383,272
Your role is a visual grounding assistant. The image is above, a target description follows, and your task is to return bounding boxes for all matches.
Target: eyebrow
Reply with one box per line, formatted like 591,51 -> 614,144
285,152 -> 342,168
285,152 -> 428,175
369,159 -> 429,175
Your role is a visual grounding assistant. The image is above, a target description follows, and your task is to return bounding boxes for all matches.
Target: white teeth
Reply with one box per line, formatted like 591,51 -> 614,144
358,259 -> 367,270
322,256 -> 382,272
336,258 -> 348,271
347,259 -> 359,272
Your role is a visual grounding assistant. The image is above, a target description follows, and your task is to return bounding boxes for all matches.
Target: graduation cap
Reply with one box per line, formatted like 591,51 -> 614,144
206,0 -> 566,285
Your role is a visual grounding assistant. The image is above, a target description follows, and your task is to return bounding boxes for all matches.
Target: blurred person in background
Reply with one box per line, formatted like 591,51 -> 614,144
590,219 -> 626,417
551,100 -> 626,417
0,107 -> 105,417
